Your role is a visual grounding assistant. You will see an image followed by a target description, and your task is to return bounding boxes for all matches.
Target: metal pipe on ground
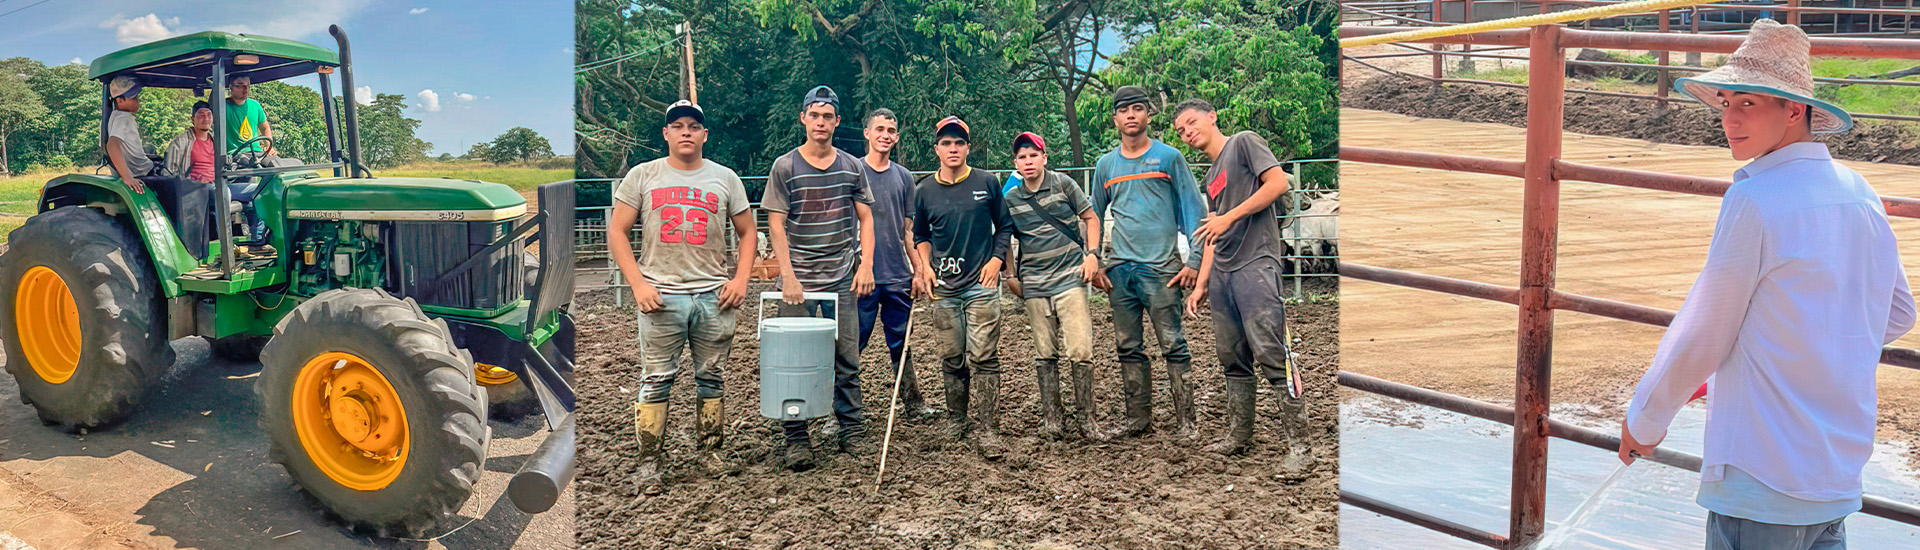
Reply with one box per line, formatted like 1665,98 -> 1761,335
508,415 -> 576,514
1342,489 -> 1510,548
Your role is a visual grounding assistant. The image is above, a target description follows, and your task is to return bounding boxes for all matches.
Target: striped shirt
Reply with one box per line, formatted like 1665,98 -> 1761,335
1004,170 -> 1092,298
763,148 -> 874,290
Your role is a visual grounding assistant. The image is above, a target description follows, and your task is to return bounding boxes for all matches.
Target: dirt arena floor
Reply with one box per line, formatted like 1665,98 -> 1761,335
1338,108 -> 1920,464
574,279 -> 1339,549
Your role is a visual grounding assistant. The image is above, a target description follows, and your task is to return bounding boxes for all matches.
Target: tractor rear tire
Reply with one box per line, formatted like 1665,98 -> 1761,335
0,206 -> 174,430
210,335 -> 270,363
257,288 -> 489,538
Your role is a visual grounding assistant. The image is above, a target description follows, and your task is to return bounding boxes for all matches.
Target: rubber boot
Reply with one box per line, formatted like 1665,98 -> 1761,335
973,373 -> 1008,460
1207,378 -> 1256,455
1167,360 -> 1198,441
634,401 -> 669,494
694,397 -> 738,477
1035,360 -> 1066,440
1276,382 -> 1315,479
898,350 -> 939,421
943,371 -> 972,440
1070,360 -> 1100,439
1098,362 -> 1154,441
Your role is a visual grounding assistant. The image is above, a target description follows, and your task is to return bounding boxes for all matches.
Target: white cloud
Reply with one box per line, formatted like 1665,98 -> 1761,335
103,14 -> 175,44
69,58 -> 84,65
451,91 -> 476,103
416,89 -> 440,112
409,8 -> 428,15
354,85 -> 374,106
212,0 -> 374,41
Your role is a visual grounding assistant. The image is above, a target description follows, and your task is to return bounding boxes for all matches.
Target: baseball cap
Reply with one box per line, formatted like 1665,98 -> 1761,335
801,85 -> 839,112
934,116 -> 970,141
1112,85 -> 1152,111
664,99 -> 704,125
1011,132 -> 1046,154
109,76 -> 142,99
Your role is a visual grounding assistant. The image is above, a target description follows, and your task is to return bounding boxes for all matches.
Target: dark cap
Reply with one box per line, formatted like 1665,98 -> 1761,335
801,85 -> 839,112
1011,132 -> 1046,154
664,99 -> 704,125
934,116 -> 970,141
1112,85 -> 1152,111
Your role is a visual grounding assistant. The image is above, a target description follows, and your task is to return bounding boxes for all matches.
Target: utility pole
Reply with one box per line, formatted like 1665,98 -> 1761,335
677,21 -> 698,104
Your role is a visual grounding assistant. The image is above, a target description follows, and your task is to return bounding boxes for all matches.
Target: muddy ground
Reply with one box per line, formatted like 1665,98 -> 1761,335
574,279 -> 1339,550
1342,76 -> 1920,166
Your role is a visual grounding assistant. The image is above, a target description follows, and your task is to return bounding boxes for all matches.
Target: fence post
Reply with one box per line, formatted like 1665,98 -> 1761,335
1433,0 -> 1446,83
1512,23 -> 1565,549
1788,0 -> 1801,27
1657,9 -> 1672,112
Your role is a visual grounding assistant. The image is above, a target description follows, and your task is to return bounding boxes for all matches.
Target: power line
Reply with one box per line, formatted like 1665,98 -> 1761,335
574,35 -> 681,74
0,0 -> 55,21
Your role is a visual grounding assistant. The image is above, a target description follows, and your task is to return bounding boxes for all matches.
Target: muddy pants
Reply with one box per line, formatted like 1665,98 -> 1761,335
1106,258 -> 1191,365
1706,513 -> 1844,550
1208,257 -> 1289,383
932,283 -> 1003,381
779,287 -> 865,443
858,281 -> 921,404
635,291 -> 735,404
1025,287 -> 1093,364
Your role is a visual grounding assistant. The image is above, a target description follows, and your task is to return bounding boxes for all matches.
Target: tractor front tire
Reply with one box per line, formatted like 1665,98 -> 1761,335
257,288 -> 489,538
0,206 -> 174,430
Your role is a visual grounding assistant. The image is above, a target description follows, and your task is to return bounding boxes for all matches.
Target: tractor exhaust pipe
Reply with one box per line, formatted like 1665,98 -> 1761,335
507,415 -> 574,514
328,25 -> 367,178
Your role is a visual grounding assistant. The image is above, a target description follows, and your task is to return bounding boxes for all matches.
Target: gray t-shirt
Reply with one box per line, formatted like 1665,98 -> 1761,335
614,158 -> 752,294
1005,170 -> 1092,298
1201,131 -> 1287,272
107,110 -> 153,178
861,159 -> 916,285
762,148 -> 874,291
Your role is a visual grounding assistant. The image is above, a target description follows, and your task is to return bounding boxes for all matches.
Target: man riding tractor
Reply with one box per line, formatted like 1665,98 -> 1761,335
0,27 -> 577,537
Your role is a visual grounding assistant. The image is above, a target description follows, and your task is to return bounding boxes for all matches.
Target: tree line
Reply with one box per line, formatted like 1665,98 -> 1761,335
575,0 -> 1339,189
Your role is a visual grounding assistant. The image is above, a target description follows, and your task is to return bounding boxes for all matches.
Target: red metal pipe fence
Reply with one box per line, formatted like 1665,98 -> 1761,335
1337,23 -> 1920,549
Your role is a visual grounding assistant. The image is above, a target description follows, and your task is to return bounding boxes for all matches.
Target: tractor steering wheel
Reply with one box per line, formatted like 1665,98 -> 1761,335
229,136 -> 275,169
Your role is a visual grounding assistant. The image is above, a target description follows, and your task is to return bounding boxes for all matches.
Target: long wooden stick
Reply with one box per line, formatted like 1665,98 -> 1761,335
875,309 -> 915,485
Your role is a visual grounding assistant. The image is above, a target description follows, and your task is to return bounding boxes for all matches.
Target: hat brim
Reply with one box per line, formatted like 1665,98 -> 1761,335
1673,77 -> 1853,134
934,123 -> 969,141
664,105 -> 704,125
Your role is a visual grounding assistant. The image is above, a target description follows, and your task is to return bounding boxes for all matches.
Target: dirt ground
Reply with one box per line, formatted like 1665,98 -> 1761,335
574,279 -> 1339,550
1342,67 -> 1920,167
1337,108 -> 1920,468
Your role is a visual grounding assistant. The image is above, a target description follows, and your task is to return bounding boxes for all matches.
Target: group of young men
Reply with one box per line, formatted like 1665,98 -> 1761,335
104,73 -> 280,257
609,85 -> 1309,495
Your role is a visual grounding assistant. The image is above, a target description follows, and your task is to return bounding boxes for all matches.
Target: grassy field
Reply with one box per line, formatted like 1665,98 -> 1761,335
0,161 -> 572,245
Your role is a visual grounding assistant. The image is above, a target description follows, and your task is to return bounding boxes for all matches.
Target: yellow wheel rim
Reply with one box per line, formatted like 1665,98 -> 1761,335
474,363 -> 519,386
292,352 -> 410,491
15,266 -> 82,384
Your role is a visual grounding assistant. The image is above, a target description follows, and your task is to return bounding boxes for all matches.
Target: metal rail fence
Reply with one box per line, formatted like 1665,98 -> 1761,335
1338,23 -> 1920,548
1342,1 -> 1920,121
566,159 -> 1339,304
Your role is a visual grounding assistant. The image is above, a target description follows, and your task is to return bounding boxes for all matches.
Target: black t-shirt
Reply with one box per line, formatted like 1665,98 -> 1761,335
912,167 -> 1012,293
1201,131 -> 1287,272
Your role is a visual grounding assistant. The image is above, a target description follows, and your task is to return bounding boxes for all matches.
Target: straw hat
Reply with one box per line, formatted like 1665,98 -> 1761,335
1672,19 -> 1852,134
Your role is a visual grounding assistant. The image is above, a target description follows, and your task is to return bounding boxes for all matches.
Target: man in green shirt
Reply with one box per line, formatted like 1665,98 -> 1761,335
225,75 -> 275,159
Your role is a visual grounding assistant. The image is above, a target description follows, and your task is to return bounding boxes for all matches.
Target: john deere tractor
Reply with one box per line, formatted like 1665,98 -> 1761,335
0,27 -> 575,537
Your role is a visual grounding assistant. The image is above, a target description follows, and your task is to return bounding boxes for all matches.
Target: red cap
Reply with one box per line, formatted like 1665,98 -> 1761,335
934,116 -> 970,141
1012,132 -> 1046,154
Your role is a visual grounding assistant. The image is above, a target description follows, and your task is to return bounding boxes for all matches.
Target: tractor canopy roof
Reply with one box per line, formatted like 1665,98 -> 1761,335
88,31 -> 339,89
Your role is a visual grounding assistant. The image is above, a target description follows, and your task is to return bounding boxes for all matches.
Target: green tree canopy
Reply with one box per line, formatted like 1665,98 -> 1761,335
483,127 -> 556,164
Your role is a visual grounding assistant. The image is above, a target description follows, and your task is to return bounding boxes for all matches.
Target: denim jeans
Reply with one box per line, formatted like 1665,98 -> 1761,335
1208,257 -> 1289,382
1106,258 -> 1191,366
777,286 -> 865,443
931,283 -> 1003,379
858,282 -> 920,405
635,291 -> 735,404
1706,512 -> 1845,550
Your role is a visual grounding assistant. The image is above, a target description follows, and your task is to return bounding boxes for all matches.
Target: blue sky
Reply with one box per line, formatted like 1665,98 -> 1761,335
0,0 -> 573,156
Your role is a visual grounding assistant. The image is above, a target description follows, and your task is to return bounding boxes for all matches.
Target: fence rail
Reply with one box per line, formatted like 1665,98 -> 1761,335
1337,21 -> 1920,548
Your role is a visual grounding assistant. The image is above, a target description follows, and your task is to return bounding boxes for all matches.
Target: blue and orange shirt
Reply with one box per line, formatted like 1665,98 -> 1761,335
1090,139 -> 1206,269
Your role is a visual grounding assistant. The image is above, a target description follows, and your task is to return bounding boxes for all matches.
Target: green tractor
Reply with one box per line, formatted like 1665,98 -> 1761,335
0,26 -> 576,537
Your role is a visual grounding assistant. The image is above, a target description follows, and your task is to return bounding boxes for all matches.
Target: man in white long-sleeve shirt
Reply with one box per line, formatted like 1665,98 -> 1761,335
1618,20 -> 1916,550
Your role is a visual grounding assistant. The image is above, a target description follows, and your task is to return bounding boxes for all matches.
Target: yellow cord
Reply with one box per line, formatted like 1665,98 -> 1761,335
1341,0 -> 1720,49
